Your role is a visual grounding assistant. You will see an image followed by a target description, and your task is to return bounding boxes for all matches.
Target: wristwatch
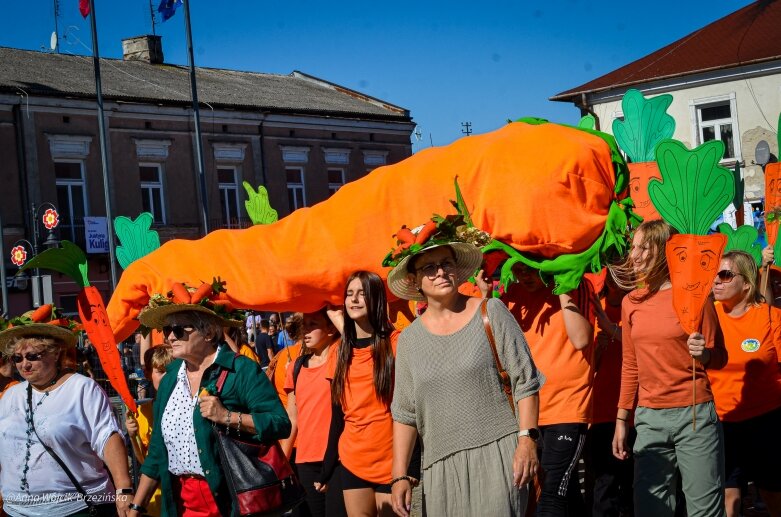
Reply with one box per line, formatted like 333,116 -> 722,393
518,428 -> 540,441
116,488 -> 135,495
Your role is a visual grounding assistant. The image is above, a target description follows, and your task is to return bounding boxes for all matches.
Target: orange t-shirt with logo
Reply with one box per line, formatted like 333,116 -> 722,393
592,300 -> 624,424
327,332 -> 398,484
710,303 -> 781,422
284,345 -> 337,463
504,280 -> 595,426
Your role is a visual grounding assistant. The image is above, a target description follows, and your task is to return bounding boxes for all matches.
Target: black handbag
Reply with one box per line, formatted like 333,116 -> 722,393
212,368 -> 306,517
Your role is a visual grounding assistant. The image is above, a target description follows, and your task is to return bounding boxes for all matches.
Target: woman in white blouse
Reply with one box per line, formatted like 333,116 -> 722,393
0,309 -> 132,517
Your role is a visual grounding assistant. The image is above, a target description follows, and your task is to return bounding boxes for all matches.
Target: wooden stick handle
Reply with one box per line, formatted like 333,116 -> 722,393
692,357 -> 697,431
762,264 -> 771,302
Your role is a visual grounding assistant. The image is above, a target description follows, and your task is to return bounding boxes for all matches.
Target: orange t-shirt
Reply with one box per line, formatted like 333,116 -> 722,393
619,288 -> 727,410
0,379 -> 19,399
239,344 -> 260,364
273,342 -> 302,409
327,332 -> 398,484
592,300 -> 624,424
284,345 -> 336,463
709,303 -> 781,422
504,280 -> 595,426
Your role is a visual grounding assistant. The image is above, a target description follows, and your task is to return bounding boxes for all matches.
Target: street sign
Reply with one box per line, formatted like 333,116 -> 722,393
85,216 -> 110,253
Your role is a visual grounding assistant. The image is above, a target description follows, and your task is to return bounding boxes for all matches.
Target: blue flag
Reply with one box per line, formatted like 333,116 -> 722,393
158,0 -> 183,22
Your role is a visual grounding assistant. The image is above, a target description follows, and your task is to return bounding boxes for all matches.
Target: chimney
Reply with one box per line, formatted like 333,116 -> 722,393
122,35 -> 164,64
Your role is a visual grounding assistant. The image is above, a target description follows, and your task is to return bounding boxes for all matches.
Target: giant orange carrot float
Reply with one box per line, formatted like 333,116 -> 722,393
22,241 -> 136,412
108,120 -> 634,343
613,89 -> 676,224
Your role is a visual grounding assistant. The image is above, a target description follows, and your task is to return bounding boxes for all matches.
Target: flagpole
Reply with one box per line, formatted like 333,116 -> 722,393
87,0 -> 118,292
182,0 -> 210,235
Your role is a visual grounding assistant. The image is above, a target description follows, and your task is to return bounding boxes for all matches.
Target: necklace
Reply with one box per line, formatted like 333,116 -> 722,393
21,372 -> 59,492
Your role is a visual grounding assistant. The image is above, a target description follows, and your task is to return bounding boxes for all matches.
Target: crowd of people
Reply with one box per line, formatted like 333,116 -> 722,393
0,216 -> 780,517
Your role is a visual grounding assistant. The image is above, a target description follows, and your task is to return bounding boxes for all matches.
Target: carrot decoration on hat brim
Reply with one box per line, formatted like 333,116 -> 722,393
648,139 -> 734,430
22,241 -> 136,413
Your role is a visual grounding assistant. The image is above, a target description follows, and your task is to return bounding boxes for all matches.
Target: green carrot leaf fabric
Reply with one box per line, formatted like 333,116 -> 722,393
243,181 -> 278,225
114,213 -> 161,270
648,139 -> 734,235
612,89 -> 675,163
578,114 -> 596,130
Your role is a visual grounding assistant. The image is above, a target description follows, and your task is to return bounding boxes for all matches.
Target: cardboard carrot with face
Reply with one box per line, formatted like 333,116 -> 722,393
22,241 -> 137,413
613,89 -> 675,224
648,139 -> 735,334
765,114 -> 781,254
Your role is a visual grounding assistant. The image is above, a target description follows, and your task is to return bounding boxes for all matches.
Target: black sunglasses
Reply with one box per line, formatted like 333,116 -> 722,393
716,270 -> 742,283
162,325 -> 195,340
11,352 -> 46,364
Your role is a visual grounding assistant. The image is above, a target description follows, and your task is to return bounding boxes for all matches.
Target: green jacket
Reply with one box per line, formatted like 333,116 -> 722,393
141,345 -> 291,516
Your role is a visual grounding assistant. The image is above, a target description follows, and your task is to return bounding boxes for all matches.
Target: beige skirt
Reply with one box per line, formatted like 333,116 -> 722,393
420,432 -> 528,516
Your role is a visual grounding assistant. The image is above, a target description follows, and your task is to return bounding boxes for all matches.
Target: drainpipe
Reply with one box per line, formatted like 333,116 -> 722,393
12,104 -> 31,236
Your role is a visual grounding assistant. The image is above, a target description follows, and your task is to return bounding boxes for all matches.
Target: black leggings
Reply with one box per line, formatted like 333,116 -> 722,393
536,423 -> 588,517
294,461 -> 347,517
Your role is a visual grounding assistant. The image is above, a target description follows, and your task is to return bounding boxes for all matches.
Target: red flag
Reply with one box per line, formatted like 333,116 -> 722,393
79,0 -> 90,18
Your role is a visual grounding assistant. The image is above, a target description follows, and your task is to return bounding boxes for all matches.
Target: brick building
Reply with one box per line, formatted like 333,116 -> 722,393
0,36 -> 414,315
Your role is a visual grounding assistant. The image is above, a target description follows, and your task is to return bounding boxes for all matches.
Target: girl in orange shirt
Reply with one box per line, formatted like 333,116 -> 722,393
710,250 -> 781,517
321,271 -> 398,516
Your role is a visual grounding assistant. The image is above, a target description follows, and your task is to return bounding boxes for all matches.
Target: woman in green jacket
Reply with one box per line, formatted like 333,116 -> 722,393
127,283 -> 291,517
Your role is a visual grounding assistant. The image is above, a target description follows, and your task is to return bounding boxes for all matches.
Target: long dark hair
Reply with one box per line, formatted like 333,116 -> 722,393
331,271 -> 395,407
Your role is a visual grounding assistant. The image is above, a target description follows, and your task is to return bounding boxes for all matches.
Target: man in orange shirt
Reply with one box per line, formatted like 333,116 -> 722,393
503,263 -> 595,517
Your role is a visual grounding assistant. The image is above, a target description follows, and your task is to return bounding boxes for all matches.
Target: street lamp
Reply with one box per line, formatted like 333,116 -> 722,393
9,202 -> 61,308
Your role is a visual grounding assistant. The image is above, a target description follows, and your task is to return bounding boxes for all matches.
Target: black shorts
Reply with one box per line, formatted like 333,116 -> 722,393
338,463 -> 392,494
723,405 -> 781,491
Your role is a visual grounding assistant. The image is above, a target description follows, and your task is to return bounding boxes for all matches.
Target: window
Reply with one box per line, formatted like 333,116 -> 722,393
217,167 -> 241,228
690,94 -> 741,162
55,161 -> 87,243
328,169 -> 345,195
139,163 -> 166,224
697,103 -> 735,159
286,167 -> 306,211
363,150 -> 388,172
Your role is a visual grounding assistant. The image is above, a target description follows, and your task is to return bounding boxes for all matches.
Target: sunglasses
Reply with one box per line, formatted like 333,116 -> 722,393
417,260 -> 457,279
11,352 -> 46,364
716,270 -> 742,283
162,325 -> 195,340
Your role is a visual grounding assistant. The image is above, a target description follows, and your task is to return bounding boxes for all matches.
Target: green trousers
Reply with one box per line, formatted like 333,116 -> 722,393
633,401 -> 725,517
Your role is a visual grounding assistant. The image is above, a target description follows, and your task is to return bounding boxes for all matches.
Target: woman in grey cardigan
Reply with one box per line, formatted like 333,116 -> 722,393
384,219 -> 545,517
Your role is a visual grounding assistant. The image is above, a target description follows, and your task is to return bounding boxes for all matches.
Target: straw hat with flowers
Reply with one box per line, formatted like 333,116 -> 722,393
383,212 -> 490,301
138,277 -> 245,330
0,305 -> 81,354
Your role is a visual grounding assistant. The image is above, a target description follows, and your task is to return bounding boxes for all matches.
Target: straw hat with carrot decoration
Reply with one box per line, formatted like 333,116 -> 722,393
0,305 -> 81,354
138,277 -> 245,330
384,213 -> 490,301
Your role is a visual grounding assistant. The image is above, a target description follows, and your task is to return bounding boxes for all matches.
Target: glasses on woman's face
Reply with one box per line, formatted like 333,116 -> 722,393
11,351 -> 46,364
716,270 -> 742,283
416,259 -> 457,279
162,325 -> 196,340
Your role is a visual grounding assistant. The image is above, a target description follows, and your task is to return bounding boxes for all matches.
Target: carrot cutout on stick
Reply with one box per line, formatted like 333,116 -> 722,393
21,240 -> 137,413
613,89 -> 676,224
761,112 -> 781,295
648,139 -> 734,429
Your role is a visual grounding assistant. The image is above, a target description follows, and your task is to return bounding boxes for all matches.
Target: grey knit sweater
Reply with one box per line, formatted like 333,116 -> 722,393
392,298 -> 545,469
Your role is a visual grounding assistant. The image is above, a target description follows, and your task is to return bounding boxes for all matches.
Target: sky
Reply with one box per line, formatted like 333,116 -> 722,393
1,0 -> 752,152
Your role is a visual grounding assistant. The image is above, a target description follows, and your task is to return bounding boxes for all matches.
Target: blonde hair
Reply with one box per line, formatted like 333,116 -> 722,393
722,250 -> 764,306
609,219 -> 677,302
3,336 -> 64,360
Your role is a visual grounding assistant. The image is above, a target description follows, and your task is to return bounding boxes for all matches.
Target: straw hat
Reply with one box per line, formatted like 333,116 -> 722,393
383,216 -> 489,301
0,305 -> 79,354
138,279 -> 245,330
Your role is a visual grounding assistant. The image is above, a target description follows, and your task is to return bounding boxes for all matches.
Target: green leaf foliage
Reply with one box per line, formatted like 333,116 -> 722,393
114,213 -> 161,270
648,139 -> 734,235
612,89 -> 675,163
717,223 -> 762,265
243,181 -> 278,225
452,177 -> 473,226
577,114 -> 596,130
21,240 -> 89,287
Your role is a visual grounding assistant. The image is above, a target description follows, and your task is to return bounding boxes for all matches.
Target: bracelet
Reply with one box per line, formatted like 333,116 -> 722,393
225,410 -> 232,427
616,416 -> 627,422
390,475 -> 418,487
236,412 -> 242,432
116,488 -> 135,495
128,503 -> 147,513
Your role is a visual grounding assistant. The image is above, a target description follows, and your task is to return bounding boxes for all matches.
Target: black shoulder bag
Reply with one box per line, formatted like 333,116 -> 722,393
27,384 -> 99,517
